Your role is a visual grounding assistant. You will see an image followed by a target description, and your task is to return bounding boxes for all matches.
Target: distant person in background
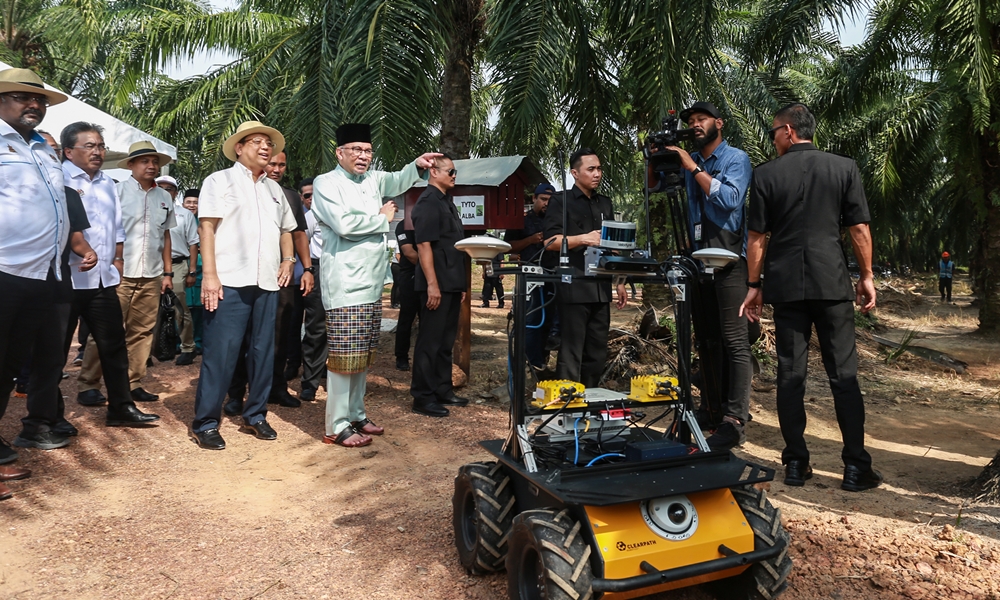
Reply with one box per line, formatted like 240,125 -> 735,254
939,252 -> 954,302
393,216 -> 420,372
297,178 -> 328,401
181,190 -> 203,352
480,251 -> 504,309
157,175 -> 199,366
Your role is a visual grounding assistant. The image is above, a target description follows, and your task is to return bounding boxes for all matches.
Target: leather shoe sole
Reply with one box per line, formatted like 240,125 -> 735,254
239,422 -> 277,441
412,402 -> 449,418
438,395 -> 469,407
106,412 -> 161,427
784,461 -> 813,486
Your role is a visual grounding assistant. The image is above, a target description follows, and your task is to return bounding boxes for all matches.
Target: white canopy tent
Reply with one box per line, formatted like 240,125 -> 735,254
0,61 -> 177,180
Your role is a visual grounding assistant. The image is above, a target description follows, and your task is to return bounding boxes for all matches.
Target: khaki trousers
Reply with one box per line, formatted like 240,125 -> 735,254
172,261 -> 195,353
80,276 -> 162,391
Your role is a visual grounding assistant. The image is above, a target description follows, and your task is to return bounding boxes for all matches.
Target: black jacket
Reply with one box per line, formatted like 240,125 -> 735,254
412,185 -> 468,293
542,185 -> 614,304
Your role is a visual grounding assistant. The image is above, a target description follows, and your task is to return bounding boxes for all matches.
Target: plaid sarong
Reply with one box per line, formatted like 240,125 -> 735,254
326,301 -> 382,374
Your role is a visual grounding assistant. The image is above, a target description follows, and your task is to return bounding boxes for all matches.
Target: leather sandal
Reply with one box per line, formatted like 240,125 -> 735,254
323,426 -> 372,448
351,418 -> 384,436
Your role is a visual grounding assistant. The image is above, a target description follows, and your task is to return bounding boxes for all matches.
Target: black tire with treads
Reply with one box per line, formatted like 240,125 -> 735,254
453,462 -> 517,573
506,509 -> 595,600
725,485 -> 793,600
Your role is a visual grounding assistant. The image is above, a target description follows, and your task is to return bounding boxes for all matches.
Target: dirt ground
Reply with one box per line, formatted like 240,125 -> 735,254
1,276 -> 999,600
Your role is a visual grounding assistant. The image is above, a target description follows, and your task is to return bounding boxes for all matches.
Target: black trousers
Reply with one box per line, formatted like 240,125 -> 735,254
702,259 -> 752,423
0,271 -> 61,433
394,270 -> 419,360
229,285 -> 298,399
62,285 -> 133,411
938,277 -> 952,301
556,301 -> 610,389
410,291 -> 461,403
773,299 -> 872,471
390,263 -> 402,306
481,276 -> 504,305
285,284 -> 305,372
300,263 -> 327,393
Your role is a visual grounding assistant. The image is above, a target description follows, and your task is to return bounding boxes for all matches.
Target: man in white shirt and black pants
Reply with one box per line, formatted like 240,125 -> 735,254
60,121 -> 160,426
191,121 -> 297,450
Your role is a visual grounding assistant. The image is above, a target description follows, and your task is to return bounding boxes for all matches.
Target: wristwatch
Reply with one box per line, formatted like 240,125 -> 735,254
746,280 -> 762,288
163,271 -> 174,277
303,266 -> 317,275
692,166 -> 705,176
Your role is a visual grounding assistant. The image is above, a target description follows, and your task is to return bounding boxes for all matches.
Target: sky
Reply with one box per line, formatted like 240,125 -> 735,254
166,8 -> 870,80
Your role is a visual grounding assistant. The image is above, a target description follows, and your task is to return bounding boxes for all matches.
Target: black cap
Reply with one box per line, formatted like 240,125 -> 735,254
679,101 -> 721,123
336,123 -> 372,146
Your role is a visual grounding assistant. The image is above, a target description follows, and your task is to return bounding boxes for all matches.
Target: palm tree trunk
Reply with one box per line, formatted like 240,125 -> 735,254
439,0 -> 483,160
974,127 -> 1000,333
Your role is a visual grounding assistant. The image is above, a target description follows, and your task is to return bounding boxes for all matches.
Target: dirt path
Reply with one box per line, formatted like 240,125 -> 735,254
1,290 -> 999,600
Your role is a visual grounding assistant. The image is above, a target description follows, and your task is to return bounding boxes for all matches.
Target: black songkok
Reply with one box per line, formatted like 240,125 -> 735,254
336,123 -> 372,146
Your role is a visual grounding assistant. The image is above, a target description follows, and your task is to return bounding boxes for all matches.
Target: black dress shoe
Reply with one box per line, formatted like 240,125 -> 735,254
0,437 -> 19,465
223,396 -> 244,416
267,389 -> 301,408
106,405 -> 161,427
842,465 -> 883,492
51,420 -> 79,437
396,357 -> 410,371
239,419 -> 277,440
175,352 -> 195,366
192,428 -> 225,450
412,400 -> 449,417
146,357 -> 154,367
77,389 -> 107,406
131,388 -> 160,402
299,387 -> 316,401
438,393 -> 469,407
784,460 -> 813,486
12,430 -> 70,450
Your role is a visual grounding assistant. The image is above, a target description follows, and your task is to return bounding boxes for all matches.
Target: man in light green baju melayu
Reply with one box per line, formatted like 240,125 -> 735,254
311,123 -> 440,448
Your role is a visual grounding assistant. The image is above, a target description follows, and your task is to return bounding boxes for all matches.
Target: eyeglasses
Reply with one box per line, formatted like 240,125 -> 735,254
302,192 -> 313,198
433,167 -> 458,177
767,124 -> 787,142
242,137 -> 276,149
342,146 -> 374,157
69,143 -> 108,152
4,93 -> 49,106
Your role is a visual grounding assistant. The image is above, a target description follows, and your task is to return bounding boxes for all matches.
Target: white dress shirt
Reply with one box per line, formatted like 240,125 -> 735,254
0,122 -> 69,280
169,203 -> 200,260
117,177 -> 176,279
305,208 -> 323,260
199,162 -> 297,291
63,162 -> 125,289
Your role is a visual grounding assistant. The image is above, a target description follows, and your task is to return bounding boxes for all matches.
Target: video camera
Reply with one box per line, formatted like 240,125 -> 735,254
643,110 -> 697,192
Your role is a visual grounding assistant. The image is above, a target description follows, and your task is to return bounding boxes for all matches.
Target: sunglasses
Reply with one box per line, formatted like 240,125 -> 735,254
767,124 -> 787,142
433,167 -> 458,177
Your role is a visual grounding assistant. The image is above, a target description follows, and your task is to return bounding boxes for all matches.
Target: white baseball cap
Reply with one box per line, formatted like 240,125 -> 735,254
155,175 -> 178,188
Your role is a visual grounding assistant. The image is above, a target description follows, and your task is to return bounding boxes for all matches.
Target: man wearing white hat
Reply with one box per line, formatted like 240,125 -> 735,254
157,175 -> 199,365
190,121 -> 297,450
310,123 -> 440,448
0,67 -> 73,473
78,141 -> 175,403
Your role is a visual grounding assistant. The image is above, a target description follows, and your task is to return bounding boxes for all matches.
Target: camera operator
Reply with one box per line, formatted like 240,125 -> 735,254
543,149 -> 627,388
664,101 -> 753,450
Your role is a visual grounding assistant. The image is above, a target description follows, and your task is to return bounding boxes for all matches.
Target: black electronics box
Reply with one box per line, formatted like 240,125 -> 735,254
624,439 -> 689,462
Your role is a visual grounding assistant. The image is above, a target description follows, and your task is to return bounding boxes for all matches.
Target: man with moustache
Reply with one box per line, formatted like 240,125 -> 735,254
58,121 -> 160,428
78,141 -> 176,404
310,123 -> 439,447
191,121 -> 297,450
543,149 -> 628,388
663,101 -> 753,450
409,156 -> 468,417
0,68 -> 71,488
157,175 -> 199,366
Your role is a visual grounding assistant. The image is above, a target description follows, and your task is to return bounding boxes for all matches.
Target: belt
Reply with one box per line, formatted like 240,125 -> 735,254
171,256 -> 189,265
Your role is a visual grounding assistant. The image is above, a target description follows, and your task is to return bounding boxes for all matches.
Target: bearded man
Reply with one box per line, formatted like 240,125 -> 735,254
310,123 -> 440,448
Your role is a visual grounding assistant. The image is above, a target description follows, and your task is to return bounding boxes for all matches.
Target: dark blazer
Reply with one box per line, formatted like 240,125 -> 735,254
748,143 -> 870,304
543,185 -> 613,304
412,185 -> 467,293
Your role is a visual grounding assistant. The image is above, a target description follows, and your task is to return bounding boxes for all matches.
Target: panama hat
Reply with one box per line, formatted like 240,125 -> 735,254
0,68 -> 68,106
222,121 -> 285,162
117,141 -> 173,169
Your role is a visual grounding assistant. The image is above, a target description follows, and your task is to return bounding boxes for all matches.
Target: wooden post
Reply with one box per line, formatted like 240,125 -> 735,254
453,255 -> 472,377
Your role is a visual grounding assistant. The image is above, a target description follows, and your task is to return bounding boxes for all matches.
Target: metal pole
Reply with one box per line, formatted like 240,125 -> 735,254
507,266 -> 528,459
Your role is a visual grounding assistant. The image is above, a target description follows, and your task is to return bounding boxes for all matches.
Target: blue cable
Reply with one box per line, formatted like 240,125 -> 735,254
525,287 -> 546,329
585,453 -> 625,467
574,417 -> 582,465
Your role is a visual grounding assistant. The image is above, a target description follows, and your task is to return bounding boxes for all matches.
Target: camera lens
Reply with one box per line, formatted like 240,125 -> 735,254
668,503 -> 687,525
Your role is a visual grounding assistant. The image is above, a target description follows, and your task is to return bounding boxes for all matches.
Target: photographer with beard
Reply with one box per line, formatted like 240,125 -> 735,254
663,101 -> 753,450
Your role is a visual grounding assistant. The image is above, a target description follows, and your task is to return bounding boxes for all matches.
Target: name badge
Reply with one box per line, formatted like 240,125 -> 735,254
693,222 -> 702,242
